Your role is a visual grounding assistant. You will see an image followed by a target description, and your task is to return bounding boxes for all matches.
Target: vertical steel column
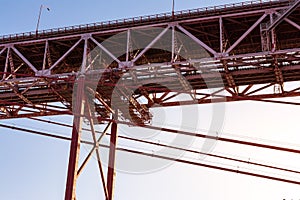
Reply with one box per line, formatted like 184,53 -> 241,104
171,25 -> 175,62
126,29 -> 130,63
42,40 -> 48,72
107,116 -> 118,200
219,17 -> 223,53
270,13 -> 277,52
65,75 -> 85,200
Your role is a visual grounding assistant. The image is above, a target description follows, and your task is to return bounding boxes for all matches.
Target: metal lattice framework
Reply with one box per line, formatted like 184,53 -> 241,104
1,0 -> 300,199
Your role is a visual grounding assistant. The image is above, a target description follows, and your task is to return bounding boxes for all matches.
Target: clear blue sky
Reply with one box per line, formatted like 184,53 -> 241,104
1,0 -> 300,200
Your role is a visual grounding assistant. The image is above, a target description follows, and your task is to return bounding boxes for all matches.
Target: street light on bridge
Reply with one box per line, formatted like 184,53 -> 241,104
172,0 -> 175,20
36,5 -> 50,36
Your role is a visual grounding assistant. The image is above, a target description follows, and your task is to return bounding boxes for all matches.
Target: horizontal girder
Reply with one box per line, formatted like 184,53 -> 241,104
0,0 -> 299,123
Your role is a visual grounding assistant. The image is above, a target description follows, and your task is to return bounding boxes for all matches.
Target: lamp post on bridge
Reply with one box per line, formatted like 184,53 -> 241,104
36,5 -> 50,36
172,0 -> 175,20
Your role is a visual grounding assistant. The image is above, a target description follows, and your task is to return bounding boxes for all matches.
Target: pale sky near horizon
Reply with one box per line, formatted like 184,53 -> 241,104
1,0 -> 300,200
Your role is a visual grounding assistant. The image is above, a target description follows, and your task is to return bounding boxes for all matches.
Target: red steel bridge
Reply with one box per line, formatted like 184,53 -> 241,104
1,0 -> 300,199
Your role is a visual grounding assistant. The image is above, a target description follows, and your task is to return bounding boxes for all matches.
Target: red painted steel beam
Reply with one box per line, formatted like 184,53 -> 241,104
107,118 -> 118,200
0,111 -> 70,120
86,104 -> 109,200
158,91 -> 300,107
65,75 -> 85,200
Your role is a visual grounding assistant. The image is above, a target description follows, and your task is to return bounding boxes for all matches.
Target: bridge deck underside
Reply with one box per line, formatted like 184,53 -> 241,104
0,0 -> 300,122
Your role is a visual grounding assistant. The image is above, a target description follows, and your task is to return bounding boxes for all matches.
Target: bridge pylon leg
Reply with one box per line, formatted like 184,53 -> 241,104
107,116 -> 118,200
64,75 -> 85,200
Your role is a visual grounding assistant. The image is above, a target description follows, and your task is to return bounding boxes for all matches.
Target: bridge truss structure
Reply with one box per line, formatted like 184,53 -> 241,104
1,0 -> 300,199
